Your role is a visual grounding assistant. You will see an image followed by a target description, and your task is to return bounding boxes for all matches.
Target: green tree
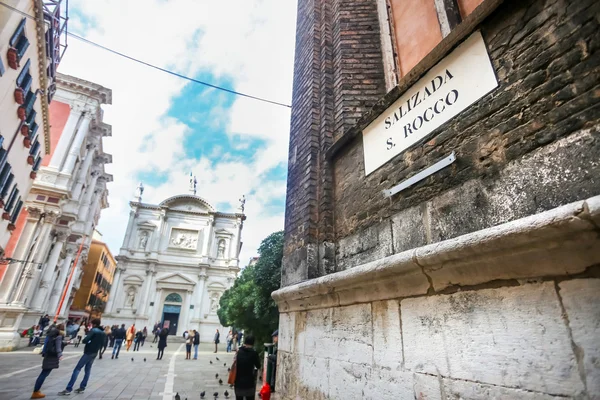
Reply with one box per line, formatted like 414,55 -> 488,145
218,231 -> 284,346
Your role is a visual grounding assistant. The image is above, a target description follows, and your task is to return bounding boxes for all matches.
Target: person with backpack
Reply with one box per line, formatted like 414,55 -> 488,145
30,324 -> 69,399
133,330 -> 143,351
193,329 -> 200,360
111,324 -> 126,359
58,318 -> 106,396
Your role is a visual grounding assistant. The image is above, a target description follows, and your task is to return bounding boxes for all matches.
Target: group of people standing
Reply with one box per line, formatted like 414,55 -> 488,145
30,318 -> 106,399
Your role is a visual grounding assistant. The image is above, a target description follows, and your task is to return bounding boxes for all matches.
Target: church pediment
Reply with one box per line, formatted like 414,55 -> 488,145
123,274 -> 144,286
156,272 -> 196,287
214,229 -> 233,237
137,220 -> 157,229
159,195 -> 215,213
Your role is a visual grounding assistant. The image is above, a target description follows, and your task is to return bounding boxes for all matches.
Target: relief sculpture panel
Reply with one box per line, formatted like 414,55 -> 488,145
169,228 -> 199,250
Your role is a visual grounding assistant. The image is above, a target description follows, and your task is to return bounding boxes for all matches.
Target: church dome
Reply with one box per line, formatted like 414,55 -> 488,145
159,194 -> 216,213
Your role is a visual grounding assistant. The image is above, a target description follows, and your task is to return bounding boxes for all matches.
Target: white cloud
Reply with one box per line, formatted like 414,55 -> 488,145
59,0 -> 296,264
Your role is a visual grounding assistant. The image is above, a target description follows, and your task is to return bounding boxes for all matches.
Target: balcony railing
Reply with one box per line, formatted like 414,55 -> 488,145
42,0 -> 68,103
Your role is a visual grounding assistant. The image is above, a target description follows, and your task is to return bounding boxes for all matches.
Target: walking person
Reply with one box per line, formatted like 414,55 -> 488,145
193,329 -> 200,360
157,328 -> 168,360
38,315 -> 50,335
232,331 -> 238,351
141,327 -> 147,346
108,325 -> 116,348
226,330 -> 233,353
111,324 -> 126,359
58,318 -> 106,396
213,329 -> 220,353
125,324 -> 135,351
99,326 -> 110,359
74,324 -> 86,348
133,330 -> 143,351
234,335 -> 261,400
185,330 -> 193,360
152,323 -> 160,343
30,324 -> 69,399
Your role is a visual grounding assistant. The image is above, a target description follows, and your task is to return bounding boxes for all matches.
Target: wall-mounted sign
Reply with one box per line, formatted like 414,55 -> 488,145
362,31 -> 498,175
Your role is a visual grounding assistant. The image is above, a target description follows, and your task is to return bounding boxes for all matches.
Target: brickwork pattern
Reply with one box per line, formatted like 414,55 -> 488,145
332,0 -> 600,266
283,0 -> 387,285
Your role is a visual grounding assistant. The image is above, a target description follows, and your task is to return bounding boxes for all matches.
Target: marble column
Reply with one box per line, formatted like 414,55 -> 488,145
195,273 -> 207,319
136,263 -> 154,315
61,113 -> 92,175
84,192 -> 102,233
31,232 -> 66,310
12,215 -> 56,306
77,173 -> 99,221
151,288 -> 163,325
105,265 -> 124,313
48,107 -> 83,170
121,210 -> 137,251
47,245 -> 76,317
70,143 -> 97,200
59,257 -> 82,317
150,213 -> 165,252
180,289 -> 193,333
0,208 -> 42,303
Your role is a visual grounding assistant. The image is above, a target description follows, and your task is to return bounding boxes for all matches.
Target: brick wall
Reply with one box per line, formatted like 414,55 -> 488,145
283,0 -> 387,285
332,0 -> 600,269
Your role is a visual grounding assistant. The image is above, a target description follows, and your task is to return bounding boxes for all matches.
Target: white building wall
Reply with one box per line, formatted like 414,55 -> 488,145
103,193 -> 244,342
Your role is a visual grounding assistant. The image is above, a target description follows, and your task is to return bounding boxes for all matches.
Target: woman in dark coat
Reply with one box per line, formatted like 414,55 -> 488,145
31,323 -> 68,399
234,335 -> 261,400
157,328 -> 168,360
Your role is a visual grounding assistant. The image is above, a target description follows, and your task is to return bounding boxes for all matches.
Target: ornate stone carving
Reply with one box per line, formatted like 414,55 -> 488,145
125,286 -> 137,308
139,231 -> 149,250
43,211 -> 60,224
217,239 -> 226,258
209,292 -> 221,313
169,229 -> 198,250
27,207 -> 43,219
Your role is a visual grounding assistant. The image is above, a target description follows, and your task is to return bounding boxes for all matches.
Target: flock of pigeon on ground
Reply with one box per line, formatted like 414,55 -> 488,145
129,354 -> 241,399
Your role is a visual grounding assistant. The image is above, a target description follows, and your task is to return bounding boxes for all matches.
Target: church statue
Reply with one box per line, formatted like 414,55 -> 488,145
217,240 -> 226,258
126,288 -> 136,308
210,293 -> 220,313
134,182 -> 144,202
139,231 -> 149,249
238,194 -> 246,213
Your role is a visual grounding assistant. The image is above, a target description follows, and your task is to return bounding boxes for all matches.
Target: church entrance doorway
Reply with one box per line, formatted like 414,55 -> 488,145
162,293 -> 183,335
162,305 -> 181,335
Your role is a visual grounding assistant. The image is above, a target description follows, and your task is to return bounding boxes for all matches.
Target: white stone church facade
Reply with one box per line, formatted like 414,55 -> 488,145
102,190 -> 244,341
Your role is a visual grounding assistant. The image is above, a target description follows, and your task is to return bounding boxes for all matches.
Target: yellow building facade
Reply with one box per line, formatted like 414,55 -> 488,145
70,236 -> 116,320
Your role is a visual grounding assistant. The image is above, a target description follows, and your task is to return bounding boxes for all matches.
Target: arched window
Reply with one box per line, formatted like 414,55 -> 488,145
165,293 -> 182,303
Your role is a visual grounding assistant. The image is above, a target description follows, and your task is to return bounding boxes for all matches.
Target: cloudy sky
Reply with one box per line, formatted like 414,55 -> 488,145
58,0 -> 297,265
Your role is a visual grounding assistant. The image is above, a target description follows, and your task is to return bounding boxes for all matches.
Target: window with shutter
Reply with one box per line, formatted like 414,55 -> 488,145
15,60 -> 32,104
11,198 -> 23,223
7,19 -> 29,69
0,173 -> 14,200
33,155 -> 42,172
16,60 -> 30,86
30,139 -> 40,156
5,186 -> 19,213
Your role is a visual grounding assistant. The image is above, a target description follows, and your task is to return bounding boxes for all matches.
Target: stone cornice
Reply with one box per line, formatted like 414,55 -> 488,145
129,201 -> 243,219
272,196 -> 600,313
56,73 -> 112,105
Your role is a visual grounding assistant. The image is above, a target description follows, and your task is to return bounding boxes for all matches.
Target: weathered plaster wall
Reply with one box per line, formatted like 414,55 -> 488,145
277,277 -> 600,399
333,0 -> 600,270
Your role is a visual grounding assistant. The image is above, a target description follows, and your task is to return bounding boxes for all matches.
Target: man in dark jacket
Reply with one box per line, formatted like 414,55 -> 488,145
267,330 -> 278,392
58,318 -> 106,396
193,329 -> 200,360
111,324 -> 126,359
234,335 -> 262,399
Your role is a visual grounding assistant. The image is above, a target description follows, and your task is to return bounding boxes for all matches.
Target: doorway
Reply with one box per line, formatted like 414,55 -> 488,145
162,304 -> 181,335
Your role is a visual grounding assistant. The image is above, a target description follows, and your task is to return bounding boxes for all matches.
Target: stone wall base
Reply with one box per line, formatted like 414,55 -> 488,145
273,196 -> 600,399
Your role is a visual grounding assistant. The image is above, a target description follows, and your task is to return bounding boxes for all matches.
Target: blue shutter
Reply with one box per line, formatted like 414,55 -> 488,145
0,148 -> 8,173
25,109 -> 36,126
5,186 -> 19,212
16,59 -> 31,86
23,91 -> 37,114
15,36 -> 30,58
29,122 -> 39,142
0,173 -> 14,199
30,139 -> 40,155
9,19 -> 26,47
11,198 -> 23,223
33,156 -> 42,171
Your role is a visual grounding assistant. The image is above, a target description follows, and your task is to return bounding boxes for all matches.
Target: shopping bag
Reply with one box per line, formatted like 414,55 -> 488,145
227,359 -> 237,385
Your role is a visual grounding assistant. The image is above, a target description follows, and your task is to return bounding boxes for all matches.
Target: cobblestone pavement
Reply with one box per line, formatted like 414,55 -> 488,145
0,342 -> 242,400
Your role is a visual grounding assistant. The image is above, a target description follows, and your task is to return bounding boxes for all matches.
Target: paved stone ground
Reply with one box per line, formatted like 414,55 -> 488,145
0,342 -> 245,400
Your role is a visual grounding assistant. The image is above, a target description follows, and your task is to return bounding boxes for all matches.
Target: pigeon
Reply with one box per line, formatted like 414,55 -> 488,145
224,390 -> 229,398
210,360 -> 213,364
144,358 -> 146,362
215,373 -> 219,379
219,379 -> 223,385
216,357 -> 220,361
200,391 -> 205,399
223,363 -> 226,367
131,358 -> 134,362
213,392 -> 219,398
175,393 -> 181,400
227,367 -> 231,372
